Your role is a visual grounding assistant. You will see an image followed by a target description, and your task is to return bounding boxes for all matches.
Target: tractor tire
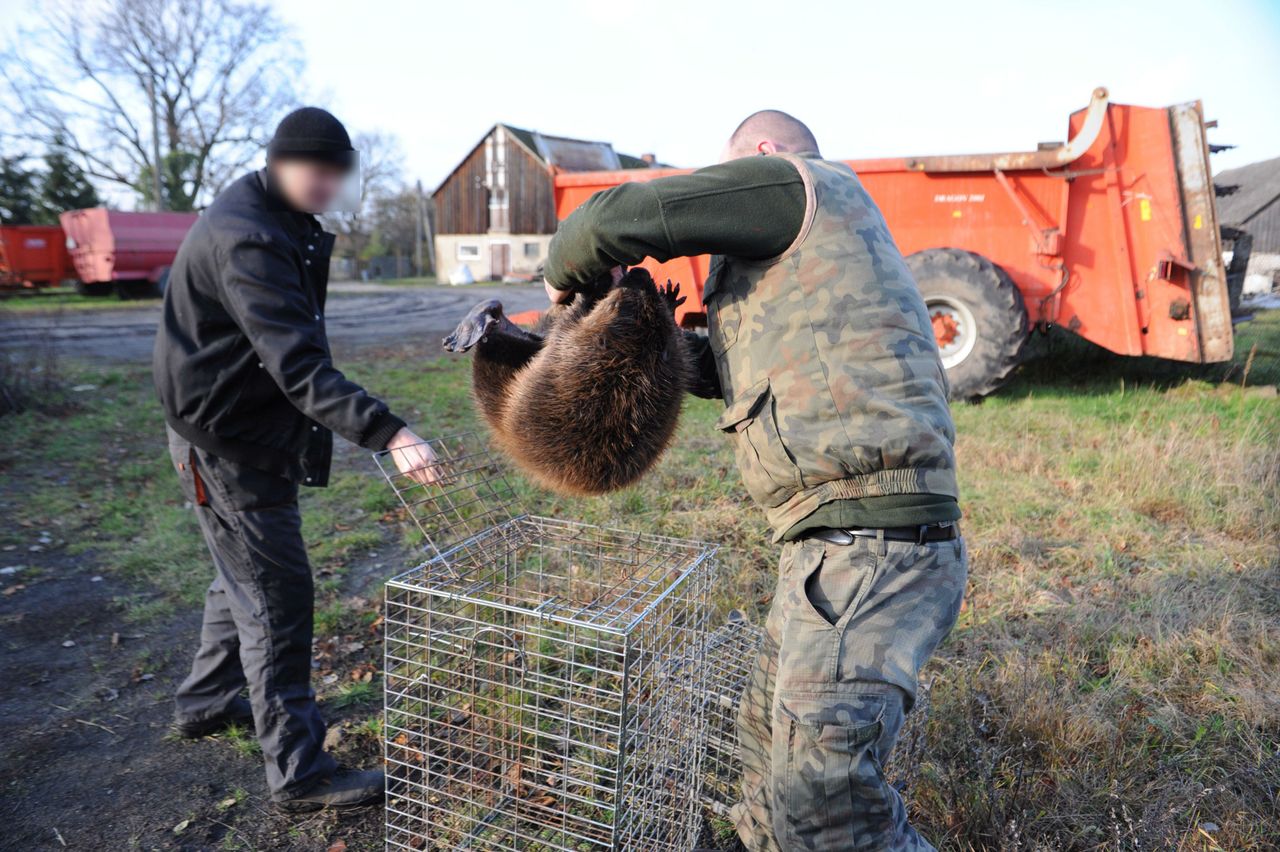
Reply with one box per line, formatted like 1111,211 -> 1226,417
906,248 -> 1028,400
74,280 -> 112,298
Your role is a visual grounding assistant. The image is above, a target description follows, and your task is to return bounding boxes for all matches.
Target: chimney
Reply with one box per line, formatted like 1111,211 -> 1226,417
640,153 -> 656,167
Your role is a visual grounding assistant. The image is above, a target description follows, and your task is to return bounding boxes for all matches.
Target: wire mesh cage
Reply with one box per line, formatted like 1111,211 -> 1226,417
376,433 -> 717,851
695,614 -> 765,821
691,615 -> 931,836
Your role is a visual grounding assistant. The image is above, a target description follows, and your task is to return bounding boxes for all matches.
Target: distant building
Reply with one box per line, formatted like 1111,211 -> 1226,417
432,124 -> 661,283
1215,155 -> 1280,296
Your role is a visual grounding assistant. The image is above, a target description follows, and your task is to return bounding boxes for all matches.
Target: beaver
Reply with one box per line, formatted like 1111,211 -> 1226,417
443,267 -> 691,496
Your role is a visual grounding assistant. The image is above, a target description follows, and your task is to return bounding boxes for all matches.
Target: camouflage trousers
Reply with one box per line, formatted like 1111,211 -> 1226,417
731,533 -> 967,851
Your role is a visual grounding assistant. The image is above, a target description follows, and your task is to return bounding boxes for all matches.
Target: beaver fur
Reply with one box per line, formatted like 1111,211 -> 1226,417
443,268 -> 691,496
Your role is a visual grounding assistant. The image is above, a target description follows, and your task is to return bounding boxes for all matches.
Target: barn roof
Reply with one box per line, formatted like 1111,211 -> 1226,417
1216,156 -> 1280,253
433,123 -> 663,194
1215,155 -> 1280,228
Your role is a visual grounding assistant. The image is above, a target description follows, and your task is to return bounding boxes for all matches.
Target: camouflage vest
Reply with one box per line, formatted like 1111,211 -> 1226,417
704,154 -> 958,539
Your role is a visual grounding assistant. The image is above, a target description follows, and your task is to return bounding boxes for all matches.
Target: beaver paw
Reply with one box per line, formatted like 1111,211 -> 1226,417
659,280 -> 686,315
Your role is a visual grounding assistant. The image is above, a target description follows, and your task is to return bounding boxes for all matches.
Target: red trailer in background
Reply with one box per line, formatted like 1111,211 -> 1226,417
0,225 -> 73,289
553,88 -> 1233,398
59,209 -> 197,297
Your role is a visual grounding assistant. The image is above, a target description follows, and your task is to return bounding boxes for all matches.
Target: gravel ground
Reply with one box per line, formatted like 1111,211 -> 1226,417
0,282 -> 548,364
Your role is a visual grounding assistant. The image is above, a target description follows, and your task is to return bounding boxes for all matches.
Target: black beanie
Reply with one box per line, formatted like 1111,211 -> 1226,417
267,107 -> 356,168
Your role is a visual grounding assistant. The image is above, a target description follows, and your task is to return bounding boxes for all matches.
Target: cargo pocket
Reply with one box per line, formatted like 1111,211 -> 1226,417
716,378 -> 802,508
772,697 -> 895,850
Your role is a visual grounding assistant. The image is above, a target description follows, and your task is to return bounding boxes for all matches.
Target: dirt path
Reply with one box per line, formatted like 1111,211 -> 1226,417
0,443 -> 412,851
0,283 -> 547,364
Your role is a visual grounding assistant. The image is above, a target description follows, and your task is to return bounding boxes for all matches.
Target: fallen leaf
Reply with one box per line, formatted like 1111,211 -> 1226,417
507,761 -> 524,796
172,818 -> 190,834
216,796 -> 238,811
327,840 -> 348,852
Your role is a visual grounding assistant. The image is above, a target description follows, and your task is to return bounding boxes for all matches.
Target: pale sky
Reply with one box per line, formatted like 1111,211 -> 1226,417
272,0 -> 1280,185
4,0 -> 1279,188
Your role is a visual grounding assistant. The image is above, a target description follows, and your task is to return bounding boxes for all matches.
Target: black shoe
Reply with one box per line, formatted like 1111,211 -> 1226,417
174,696 -> 255,739
276,768 -> 385,813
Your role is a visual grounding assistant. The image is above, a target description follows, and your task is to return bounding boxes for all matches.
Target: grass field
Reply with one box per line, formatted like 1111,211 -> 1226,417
1,311 -> 1277,849
0,286 -> 160,312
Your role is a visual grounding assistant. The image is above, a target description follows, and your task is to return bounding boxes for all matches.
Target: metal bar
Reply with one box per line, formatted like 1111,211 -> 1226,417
905,87 -> 1110,173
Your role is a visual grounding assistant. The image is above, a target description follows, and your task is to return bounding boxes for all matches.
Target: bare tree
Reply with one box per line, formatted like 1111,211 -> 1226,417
0,0 -> 304,209
370,187 -> 426,259
325,130 -> 406,259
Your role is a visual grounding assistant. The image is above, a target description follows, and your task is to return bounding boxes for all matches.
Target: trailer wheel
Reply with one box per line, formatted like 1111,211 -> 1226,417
906,248 -> 1028,400
114,280 -> 153,300
74,281 -> 112,298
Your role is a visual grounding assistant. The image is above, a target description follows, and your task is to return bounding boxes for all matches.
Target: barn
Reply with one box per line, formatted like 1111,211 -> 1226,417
1215,155 -> 1280,298
432,124 -> 660,282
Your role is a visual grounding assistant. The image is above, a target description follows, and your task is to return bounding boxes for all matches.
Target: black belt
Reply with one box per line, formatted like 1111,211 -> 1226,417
807,522 -> 959,546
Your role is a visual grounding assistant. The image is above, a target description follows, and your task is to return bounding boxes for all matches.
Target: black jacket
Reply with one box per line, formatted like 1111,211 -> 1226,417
153,170 -> 404,487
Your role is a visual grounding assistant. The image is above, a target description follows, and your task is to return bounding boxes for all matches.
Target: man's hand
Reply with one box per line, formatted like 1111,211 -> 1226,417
544,278 -> 572,304
386,427 -> 443,486
544,266 -> 626,304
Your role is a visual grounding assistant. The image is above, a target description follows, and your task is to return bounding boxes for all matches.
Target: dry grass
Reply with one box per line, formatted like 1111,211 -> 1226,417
3,311 -> 1276,850
920,384 -> 1280,849
505,314 -> 1280,850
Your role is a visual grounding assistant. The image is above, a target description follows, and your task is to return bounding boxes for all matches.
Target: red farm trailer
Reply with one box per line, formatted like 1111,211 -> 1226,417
0,225 -> 73,290
59,208 -> 197,298
553,88 -> 1233,398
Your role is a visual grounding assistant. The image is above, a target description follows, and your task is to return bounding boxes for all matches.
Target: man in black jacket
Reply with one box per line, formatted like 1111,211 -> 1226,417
153,107 -> 435,812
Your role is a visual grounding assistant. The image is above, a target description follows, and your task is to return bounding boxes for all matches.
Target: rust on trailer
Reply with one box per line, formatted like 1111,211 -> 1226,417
1168,101 -> 1232,362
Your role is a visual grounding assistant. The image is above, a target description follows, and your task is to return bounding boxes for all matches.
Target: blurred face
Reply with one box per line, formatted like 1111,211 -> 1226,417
271,159 -> 348,214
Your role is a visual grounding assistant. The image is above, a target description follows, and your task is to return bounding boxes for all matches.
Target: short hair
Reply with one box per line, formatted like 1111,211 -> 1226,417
727,110 -> 820,157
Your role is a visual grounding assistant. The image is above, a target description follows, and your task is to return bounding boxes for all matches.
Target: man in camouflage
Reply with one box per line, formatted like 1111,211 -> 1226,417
544,111 -> 967,850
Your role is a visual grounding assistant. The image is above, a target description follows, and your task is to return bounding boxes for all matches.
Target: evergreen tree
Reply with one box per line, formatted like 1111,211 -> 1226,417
35,136 -> 99,223
135,150 -> 198,212
0,156 -> 39,225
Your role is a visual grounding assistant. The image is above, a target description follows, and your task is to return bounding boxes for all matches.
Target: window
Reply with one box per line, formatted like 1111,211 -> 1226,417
524,242 -> 541,259
457,243 -> 481,260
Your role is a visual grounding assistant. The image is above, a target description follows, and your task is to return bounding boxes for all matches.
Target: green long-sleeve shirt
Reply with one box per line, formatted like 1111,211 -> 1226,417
545,156 -> 960,538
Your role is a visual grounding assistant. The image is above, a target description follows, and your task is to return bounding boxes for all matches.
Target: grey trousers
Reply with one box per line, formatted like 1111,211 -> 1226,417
167,427 -> 336,799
